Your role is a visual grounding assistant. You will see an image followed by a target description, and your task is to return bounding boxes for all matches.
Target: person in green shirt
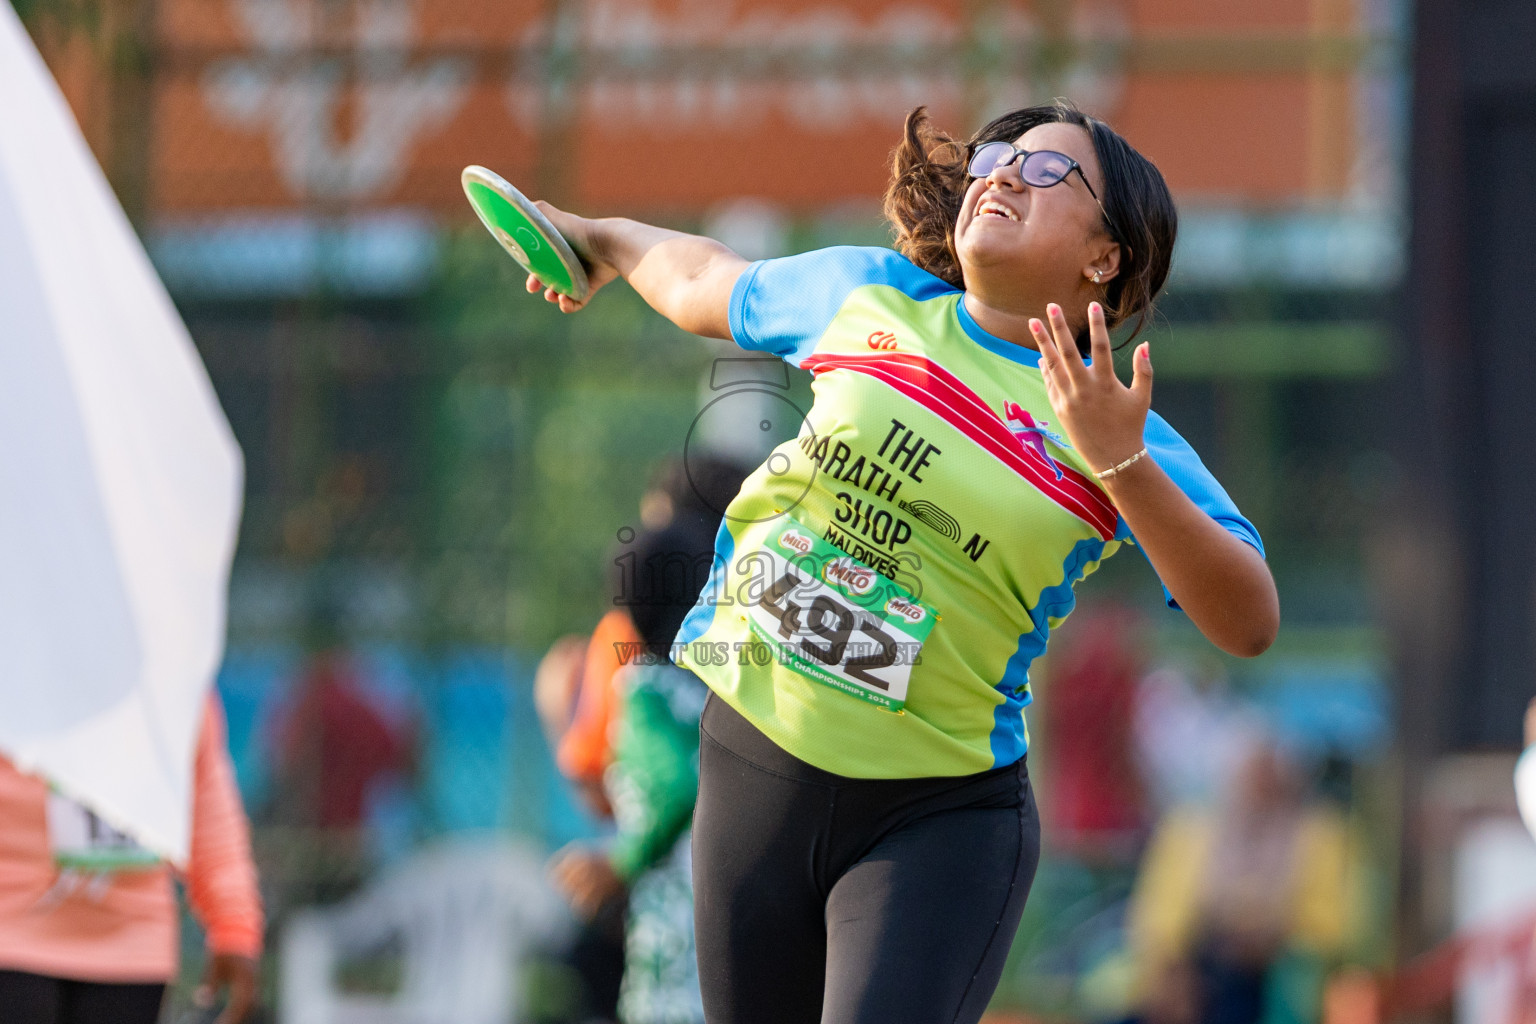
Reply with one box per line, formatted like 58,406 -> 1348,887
552,657 -> 707,1024
552,463 -> 749,1024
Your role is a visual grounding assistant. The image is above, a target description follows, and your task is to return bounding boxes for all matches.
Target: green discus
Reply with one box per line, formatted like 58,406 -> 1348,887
461,165 -> 591,302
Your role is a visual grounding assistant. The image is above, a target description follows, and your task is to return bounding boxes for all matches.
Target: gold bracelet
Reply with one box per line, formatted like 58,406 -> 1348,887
1094,447 -> 1148,480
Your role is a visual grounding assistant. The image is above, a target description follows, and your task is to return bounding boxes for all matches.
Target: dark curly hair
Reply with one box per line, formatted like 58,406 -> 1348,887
883,101 -> 1177,352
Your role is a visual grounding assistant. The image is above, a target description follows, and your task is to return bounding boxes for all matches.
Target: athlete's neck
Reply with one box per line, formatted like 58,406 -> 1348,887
960,292 -> 1043,351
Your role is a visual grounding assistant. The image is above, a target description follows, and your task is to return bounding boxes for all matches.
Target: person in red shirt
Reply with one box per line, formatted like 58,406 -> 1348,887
1038,605 -> 1148,860
270,648 -> 414,832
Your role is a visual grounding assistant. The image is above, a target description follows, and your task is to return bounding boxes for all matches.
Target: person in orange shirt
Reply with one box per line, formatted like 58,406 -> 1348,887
556,609 -> 642,819
554,455 -> 751,817
0,693 -> 264,1024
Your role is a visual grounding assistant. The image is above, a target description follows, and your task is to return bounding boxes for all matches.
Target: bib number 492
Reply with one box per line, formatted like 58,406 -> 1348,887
758,570 -> 901,692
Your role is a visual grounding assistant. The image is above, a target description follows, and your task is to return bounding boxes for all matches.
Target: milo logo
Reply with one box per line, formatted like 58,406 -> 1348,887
885,596 -> 926,625
779,529 -> 813,555
824,557 -> 877,596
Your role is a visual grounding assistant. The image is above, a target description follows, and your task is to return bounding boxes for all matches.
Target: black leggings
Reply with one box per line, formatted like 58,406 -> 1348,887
0,970 -> 165,1024
693,695 -> 1040,1024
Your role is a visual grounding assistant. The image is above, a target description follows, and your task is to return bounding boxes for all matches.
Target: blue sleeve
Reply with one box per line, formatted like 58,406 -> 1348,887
1118,410 -> 1265,609
728,246 -> 955,366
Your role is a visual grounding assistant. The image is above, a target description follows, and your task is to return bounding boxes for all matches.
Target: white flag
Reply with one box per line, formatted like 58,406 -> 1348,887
0,3 -> 244,865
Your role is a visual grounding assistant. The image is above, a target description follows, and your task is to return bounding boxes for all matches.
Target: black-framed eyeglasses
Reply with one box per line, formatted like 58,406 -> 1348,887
967,141 -> 1118,241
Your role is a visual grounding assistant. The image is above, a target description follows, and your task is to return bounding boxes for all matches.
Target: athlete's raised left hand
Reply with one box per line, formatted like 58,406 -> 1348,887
1030,301 -> 1151,476
1034,301 -> 1279,658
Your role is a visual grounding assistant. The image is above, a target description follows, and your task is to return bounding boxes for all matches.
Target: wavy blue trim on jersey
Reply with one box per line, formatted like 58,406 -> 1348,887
989,535 -> 1109,767
675,518 -> 736,648
729,247 -> 956,366
988,686 -> 1032,770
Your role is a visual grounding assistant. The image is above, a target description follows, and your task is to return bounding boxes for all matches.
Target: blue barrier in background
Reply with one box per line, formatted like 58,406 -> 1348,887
215,645 -> 604,859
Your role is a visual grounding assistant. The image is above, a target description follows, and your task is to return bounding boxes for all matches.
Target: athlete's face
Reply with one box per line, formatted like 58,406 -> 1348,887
953,122 -> 1120,297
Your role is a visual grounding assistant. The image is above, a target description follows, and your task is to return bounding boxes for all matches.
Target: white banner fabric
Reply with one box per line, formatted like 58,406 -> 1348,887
0,4 -> 244,865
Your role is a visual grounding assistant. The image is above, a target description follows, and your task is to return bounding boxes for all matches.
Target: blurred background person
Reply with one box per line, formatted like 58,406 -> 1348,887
263,598 -> 416,909
551,649 -> 708,1024
535,635 -> 593,762
1516,697 -> 1536,844
0,693 -> 263,1024
549,453 -> 749,826
533,455 -> 745,1024
1127,734 -> 1359,1024
549,454 -> 748,1024
1509,696 -> 1536,1024
1133,656 -> 1263,817
557,611 -> 641,823
1038,604 -> 1150,865
535,632 -> 627,1024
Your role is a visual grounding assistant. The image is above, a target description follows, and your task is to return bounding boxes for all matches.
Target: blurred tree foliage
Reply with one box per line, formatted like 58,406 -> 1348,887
9,0 -> 91,30
11,0 -> 155,219
415,230 -> 720,651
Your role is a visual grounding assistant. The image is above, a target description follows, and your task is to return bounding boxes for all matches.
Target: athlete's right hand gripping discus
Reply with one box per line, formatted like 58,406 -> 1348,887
461,165 -> 591,302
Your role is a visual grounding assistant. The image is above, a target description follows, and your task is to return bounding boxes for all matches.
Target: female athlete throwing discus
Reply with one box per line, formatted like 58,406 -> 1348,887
515,102 -> 1279,1024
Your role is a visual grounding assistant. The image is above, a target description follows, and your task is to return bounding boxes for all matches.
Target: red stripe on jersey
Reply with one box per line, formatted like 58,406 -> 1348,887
802,352 -> 1120,540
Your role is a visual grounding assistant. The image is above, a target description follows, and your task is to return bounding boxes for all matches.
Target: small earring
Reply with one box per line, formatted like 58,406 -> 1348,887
1092,271 -> 1102,283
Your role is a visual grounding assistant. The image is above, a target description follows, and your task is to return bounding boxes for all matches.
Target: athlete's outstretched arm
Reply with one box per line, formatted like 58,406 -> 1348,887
522,203 -> 747,340
1033,303 -> 1281,658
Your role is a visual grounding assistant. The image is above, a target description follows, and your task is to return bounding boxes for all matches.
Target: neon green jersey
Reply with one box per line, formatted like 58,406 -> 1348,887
673,247 -> 1262,778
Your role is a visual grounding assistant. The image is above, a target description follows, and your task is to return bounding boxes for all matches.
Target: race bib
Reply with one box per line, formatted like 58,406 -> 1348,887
744,518 -> 938,712
46,792 -> 160,872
